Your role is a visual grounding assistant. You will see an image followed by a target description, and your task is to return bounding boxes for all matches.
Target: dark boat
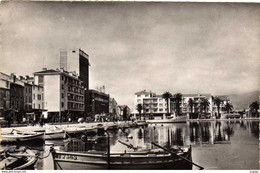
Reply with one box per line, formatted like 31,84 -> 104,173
45,145 -> 192,170
0,147 -> 38,170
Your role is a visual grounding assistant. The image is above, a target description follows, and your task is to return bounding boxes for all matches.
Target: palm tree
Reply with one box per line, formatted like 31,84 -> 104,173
188,98 -> 194,119
162,92 -> 172,118
136,104 -> 143,120
199,98 -> 210,119
249,101 -> 259,117
225,102 -> 233,113
213,97 -> 222,119
173,93 -> 182,116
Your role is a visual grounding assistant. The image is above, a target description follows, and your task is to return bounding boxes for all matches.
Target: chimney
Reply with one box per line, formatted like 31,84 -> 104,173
42,68 -> 47,71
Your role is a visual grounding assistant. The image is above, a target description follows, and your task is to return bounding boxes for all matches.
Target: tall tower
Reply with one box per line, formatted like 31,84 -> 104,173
59,49 -> 90,90
60,49 -> 90,113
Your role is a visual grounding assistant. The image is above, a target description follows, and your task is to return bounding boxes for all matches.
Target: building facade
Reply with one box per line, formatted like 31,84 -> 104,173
34,69 -> 85,122
59,49 -> 90,113
88,89 -> 109,116
0,72 -> 11,118
133,90 -> 169,119
109,97 -> 118,115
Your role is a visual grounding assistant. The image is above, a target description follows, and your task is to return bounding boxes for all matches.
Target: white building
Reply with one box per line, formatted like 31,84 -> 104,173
133,90 -> 170,119
34,68 -> 85,121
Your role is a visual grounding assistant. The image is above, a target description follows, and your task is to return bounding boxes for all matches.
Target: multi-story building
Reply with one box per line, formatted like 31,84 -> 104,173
181,94 -> 213,118
9,74 -> 25,123
59,49 -> 90,113
34,68 -> 85,122
212,95 -> 230,117
0,72 -> 11,118
19,76 -> 33,112
118,105 -> 131,120
109,97 -> 118,115
133,90 -> 169,119
88,89 -> 109,116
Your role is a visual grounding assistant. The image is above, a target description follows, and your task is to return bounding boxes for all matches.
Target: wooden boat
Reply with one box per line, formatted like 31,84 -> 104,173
146,115 -> 188,124
46,146 -> 192,170
64,126 -> 87,135
0,147 -> 38,170
0,130 -> 44,143
35,127 -> 66,140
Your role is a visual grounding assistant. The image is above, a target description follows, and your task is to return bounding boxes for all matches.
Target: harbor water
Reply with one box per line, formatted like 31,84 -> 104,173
1,120 -> 259,170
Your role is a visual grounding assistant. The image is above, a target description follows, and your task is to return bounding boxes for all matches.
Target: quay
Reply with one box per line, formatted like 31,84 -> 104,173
0,121 -> 138,134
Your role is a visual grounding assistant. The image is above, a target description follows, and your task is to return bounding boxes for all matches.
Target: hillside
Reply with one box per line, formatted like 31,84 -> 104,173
229,90 -> 259,110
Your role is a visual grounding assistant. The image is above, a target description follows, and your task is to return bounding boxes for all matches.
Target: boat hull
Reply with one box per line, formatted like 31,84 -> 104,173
146,116 -> 188,124
0,133 -> 44,143
45,131 -> 66,140
51,150 -> 192,170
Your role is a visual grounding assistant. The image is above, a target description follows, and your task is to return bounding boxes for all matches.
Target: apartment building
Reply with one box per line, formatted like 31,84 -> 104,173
34,68 -> 85,122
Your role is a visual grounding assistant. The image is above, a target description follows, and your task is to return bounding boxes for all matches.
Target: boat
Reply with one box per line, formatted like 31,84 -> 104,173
136,120 -> 148,126
64,126 -> 87,135
0,147 -> 38,170
45,145 -> 192,170
146,115 -> 188,124
35,127 -> 66,140
0,129 -> 44,143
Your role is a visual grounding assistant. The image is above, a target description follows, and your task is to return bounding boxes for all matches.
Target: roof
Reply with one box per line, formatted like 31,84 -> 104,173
182,93 -> 212,98
135,90 -> 155,95
34,69 -> 59,74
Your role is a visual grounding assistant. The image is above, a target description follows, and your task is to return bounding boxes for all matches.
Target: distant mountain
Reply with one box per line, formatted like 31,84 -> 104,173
229,90 -> 259,110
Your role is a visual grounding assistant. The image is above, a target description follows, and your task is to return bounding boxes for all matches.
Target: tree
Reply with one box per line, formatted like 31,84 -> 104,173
173,93 -> 182,116
188,98 -> 194,119
249,101 -> 259,117
213,97 -> 222,119
136,104 -> 143,120
162,91 -> 172,117
225,102 -> 233,113
199,98 -> 210,119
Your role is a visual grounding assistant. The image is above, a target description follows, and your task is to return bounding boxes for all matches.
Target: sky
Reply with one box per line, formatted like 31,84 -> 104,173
1,2 -> 260,109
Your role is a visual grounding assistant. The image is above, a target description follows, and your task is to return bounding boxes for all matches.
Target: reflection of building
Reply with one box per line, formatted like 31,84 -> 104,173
34,69 -> 85,122
133,90 -> 169,119
88,89 -> 109,115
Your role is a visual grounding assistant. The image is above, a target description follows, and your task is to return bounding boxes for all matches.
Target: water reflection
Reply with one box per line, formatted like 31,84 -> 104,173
62,120 -> 259,152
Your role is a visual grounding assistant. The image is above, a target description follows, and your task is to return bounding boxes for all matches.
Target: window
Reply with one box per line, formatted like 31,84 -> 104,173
137,95 -> 141,98
37,94 -> 41,100
33,104 -> 35,108
38,76 -> 43,83
38,104 -> 41,109
61,102 -> 64,107
145,95 -> 149,97
6,81 -> 9,88
33,94 -> 35,99
159,103 -> 163,107
42,94 -> 44,100
29,97 -> 32,102
61,84 -> 64,89
62,76 -> 64,80
42,102 -> 44,109
62,93 -> 64,98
